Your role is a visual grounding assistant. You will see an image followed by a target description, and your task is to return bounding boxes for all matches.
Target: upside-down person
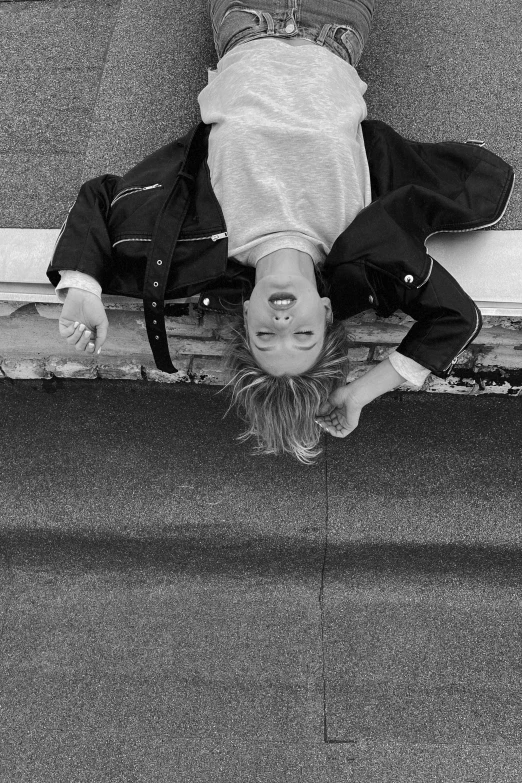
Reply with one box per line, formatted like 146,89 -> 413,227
47,1 -> 514,464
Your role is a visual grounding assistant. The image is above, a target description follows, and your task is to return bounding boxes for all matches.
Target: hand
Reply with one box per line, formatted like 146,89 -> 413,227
315,385 -> 363,438
58,288 -> 109,354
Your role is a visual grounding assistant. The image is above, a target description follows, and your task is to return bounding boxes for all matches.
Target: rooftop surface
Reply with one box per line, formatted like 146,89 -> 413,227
1,0 -> 521,228
1,380 -> 522,781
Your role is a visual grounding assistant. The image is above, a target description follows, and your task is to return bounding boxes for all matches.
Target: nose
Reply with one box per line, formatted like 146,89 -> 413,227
273,312 -> 292,328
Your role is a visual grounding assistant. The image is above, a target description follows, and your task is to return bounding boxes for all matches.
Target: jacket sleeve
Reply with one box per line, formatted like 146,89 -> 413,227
377,258 -> 483,378
388,351 -> 431,386
54,270 -> 103,303
46,174 -> 121,289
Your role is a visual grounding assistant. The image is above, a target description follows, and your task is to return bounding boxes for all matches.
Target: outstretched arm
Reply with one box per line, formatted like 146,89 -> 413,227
315,358 -> 407,438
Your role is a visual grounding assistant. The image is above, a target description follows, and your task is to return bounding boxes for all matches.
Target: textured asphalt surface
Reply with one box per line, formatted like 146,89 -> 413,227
1,0 -> 521,229
1,379 -> 522,781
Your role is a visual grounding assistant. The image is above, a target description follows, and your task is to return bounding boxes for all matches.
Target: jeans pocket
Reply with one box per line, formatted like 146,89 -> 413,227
333,24 -> 365,66
214,4 -> 267,57
220,4 -> 263,25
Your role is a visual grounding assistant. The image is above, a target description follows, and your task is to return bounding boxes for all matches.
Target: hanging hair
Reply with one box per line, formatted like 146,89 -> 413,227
218,314 -> 351,465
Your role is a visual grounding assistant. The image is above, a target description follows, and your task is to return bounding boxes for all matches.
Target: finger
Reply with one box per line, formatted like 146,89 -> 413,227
327,418 -> 351,437
327,417 -> 348,436
59,320 -> 80,338
75,327 -> 93,352
315,417 -> 347,438
317,412 -> 339,428
322,413 -> 352,438
315,420 -> 333,436
324,410 -> 345,430
321,423 -> 349,438
66,322 -> 88,345
93,320 -> 108,354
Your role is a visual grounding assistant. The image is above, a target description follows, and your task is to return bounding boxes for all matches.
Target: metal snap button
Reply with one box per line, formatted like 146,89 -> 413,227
152,302 -> 157,307
153,282 -> 159,287
155,335 -> 159,340
404,274 -> 414,284
285,22 -> 295,32
157,259 -> 162,265
153,320 -> 157,325
368,295 -> 374,304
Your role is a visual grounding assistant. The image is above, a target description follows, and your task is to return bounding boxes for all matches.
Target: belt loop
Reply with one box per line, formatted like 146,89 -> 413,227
260,11 -> 276,35
316,24 -> 331,47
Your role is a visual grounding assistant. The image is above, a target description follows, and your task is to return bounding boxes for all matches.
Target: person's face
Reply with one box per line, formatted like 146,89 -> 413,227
243,273 -> 332,376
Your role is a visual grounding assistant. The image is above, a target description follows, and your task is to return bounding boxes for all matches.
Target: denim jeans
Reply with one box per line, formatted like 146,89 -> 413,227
208,0 -> 376,67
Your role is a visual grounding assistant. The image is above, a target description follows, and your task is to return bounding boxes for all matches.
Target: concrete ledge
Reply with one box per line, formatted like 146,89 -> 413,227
1,226 -> 521,392
1,226 -> 522,312
1,303 -> 521,394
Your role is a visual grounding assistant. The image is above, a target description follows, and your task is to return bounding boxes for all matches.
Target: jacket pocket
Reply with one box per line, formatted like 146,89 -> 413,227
112,236 -> 152,248
111,231 -> 227,248
177,232 -> 228,243
110,184 -> 163,208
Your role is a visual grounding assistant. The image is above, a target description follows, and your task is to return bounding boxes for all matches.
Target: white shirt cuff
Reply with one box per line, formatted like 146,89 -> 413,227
388,350 -> 431,387
55,270 -> 102,303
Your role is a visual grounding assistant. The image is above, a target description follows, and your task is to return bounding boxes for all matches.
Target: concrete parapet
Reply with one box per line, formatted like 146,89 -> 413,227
1,356 -> 50,380
0,300 -> 521,395
46,356 -> 98,379
475,346 -> 522,369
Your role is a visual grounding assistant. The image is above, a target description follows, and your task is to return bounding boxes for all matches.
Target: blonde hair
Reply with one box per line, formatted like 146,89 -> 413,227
218,315 -> 351,465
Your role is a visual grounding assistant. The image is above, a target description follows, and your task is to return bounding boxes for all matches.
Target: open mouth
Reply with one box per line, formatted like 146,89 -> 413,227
268,292 -> 296,304
268,296 -> 297,311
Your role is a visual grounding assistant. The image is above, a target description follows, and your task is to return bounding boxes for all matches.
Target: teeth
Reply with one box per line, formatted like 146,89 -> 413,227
272,299 -> 293,305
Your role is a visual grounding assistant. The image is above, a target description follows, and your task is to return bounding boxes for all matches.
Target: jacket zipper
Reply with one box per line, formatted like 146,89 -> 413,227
113,231 -> 228,247
177,232 -> 228,242
443,303 -> 482,373
424,171 -> 515,244
112,231 -> 227,248
416,255 -> 433,288
112,238 -> 152,247
53,203 -> 75,252
424,172 -> 514,372
110,183 -> 163,207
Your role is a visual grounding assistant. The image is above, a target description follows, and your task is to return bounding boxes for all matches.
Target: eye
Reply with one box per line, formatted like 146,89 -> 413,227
255,331 -> 314,336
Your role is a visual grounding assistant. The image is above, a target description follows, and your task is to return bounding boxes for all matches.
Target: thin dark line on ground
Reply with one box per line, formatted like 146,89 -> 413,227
320,440 -> 356,753
1,67 -> 101,71
320,441 -> 355,753
320,434 -> 330,744
0,547 -> 14,647
79,0 -> 124,181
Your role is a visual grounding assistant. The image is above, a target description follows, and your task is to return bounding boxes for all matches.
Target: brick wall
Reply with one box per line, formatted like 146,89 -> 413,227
1,301 -> 521,395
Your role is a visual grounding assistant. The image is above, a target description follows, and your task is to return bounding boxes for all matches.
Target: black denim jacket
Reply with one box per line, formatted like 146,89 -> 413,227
47,119 -> 514,377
